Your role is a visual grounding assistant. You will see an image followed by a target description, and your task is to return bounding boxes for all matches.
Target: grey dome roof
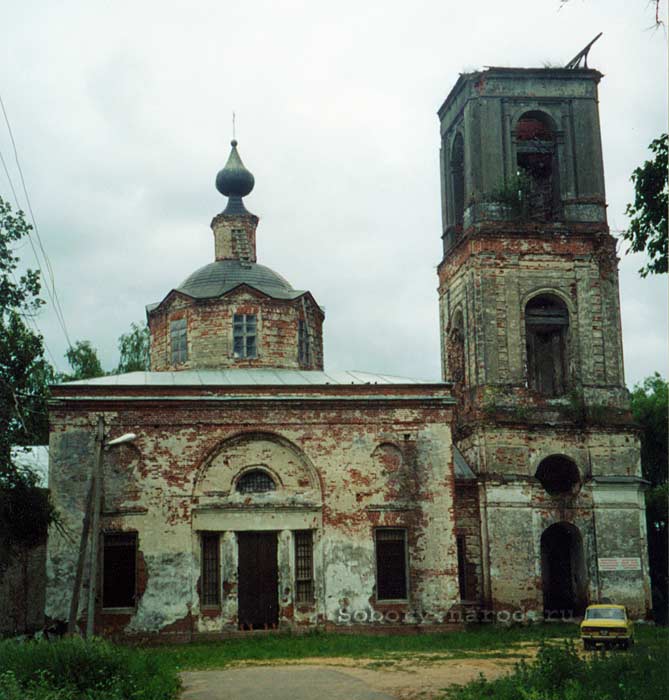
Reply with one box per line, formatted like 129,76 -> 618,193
216,140 -> 255,198
176,259 -> 304,300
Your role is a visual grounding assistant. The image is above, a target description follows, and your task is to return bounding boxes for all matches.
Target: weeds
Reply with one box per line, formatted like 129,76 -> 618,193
0,637 -> 179,700
443,637 -> 669,700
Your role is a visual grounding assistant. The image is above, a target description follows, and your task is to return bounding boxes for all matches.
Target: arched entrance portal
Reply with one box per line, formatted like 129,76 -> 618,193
541,522 -> 587,617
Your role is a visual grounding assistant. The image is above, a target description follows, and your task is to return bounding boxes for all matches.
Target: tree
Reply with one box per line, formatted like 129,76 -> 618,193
62,339 -> 105,381
116,322 -> 150,373
621,134 -> 668,277
630,373 -> 669,624
0,196 -> 56,570
631,373 -> 668,487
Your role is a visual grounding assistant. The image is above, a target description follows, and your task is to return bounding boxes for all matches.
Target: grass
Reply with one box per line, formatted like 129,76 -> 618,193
442,626 -> 669,700
143,623 -> 579,670
0,624 -> 664,699
0,637 -> 180,700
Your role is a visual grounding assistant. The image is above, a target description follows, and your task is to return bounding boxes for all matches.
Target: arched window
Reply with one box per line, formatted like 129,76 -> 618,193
525,294 -> 568,396
447,310 -> 465,384
535,455 -> 580,495
515,111 -> 559,221
236,469 -> 276,493
451,133 -> 465,230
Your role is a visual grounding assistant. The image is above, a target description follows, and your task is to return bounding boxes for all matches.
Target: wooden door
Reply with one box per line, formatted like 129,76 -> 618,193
237,532 -> 278,630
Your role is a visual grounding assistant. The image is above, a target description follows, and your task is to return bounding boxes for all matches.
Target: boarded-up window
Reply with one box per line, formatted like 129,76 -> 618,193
375,528 -> 408,600
102,532 -> 136,609
236,469 -> 275,493
201,532 -> 220,607
233,313 -> 257,358
298,319 -> 310,365
170,318 -> 187,364
294,530 -> 314,603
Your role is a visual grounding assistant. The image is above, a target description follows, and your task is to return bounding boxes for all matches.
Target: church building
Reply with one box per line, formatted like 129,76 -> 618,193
45,64 -> 652,640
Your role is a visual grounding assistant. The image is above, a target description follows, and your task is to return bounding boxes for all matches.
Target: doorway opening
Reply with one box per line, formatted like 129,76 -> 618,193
237,531 -> 278,630
541,522 -> 587,618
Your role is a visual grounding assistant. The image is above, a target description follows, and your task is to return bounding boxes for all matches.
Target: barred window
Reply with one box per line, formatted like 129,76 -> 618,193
375,528 -> 408,600
295,530 -> 314,603
236,469 -> 275,493
233,314 -> 257,358
201,532 -> 220,607
102,532 -> 137,609
170,318 -> 188,364
298,319 -> 310,365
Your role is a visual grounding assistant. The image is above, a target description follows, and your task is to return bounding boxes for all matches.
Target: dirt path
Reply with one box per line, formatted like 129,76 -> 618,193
180,650 -> 530,700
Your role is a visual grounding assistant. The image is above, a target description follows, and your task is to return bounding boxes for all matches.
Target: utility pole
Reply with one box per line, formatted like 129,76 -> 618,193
67,477 -> 94,635
86,416 -> 105,639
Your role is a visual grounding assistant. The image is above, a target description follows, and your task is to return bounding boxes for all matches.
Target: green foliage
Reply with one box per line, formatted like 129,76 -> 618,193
61,340 -> 105,381
116,322 -> 150,373
631,373 -> 669,623
630,373 -> 668,487
484,172 -> 535,220
444,637 -> 669,700
0,638 -> 180,700
0,196 -> 56,569
622,133 -> 668,277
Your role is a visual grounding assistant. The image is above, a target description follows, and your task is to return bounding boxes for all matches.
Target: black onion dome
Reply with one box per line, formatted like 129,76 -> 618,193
216,140 -> 255,198
177,260 -> 304,300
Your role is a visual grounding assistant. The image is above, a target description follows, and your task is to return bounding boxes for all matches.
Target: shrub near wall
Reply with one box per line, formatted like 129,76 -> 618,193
0,638 -> 179,700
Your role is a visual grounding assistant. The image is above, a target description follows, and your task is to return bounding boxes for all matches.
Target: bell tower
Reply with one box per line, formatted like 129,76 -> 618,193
438,67 -> 652,619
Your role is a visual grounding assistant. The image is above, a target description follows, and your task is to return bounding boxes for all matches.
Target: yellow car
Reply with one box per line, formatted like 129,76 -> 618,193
580,604 -> 634,650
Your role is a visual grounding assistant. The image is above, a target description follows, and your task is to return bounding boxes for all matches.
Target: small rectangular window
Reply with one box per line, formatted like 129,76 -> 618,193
298,319 -> 310,365
201,532 -> 221,607
456,535 -> 468,600
294,530 -> 314,603
233,314 -> 257,358
102,532 -> 137,609
170,318 -> 188,364
375,528 -> 408,600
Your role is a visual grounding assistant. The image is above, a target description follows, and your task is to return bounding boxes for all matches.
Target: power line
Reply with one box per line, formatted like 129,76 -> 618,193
0,93 -> 74,356
1,143 -> 62,371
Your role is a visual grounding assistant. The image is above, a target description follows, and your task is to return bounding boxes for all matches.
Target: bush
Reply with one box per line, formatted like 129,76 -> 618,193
0,638 -> 179,700
445,640 -> 669,700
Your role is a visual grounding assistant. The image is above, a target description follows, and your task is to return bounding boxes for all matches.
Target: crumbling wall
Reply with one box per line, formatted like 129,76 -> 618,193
46,386 -> 457,639
148,288 -> 323,372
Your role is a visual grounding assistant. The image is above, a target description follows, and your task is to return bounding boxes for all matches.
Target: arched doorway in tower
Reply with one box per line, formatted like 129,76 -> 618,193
540,522 -> 588,617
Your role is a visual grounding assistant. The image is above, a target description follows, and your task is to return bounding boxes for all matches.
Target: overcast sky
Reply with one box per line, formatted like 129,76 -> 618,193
1,0 -> 666,387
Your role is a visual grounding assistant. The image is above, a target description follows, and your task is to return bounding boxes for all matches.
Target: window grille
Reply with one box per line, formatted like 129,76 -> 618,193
294,530 -> 314,603
170,318 -> 188,364
201,532 -> 221,607
375,528 -> 408,600
236,469 -> 275,493
102,532 -> 137,608
298,319 -> 310,365
233,314 -> 257,358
